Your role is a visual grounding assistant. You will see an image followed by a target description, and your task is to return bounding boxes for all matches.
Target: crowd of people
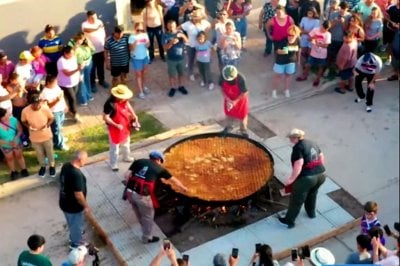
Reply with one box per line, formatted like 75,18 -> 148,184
2,0 -> 399,265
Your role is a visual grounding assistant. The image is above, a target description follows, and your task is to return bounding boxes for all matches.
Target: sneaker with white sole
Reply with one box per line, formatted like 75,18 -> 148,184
208,83 -> 215,90
272,90 -> 278,99
38,167 -> 46,178
200,81 -> 205,87
354,98 -> 362,103
284,90 -> 290,98
190,74 -> 195,81
366,106 -> 372,112
143,87 -> 150,94
123,157 -> 134,162
138,92 -> 146,99
385,58 -> 392,66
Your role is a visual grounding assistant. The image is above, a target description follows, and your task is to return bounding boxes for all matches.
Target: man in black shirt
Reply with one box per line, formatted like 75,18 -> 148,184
59,150 -> 89,248
278,128 -> 326,228
123,151 -> 188,243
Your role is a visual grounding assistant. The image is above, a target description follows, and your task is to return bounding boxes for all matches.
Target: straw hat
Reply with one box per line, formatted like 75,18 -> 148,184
19,50 -> 34,61
111,85 -> 133,100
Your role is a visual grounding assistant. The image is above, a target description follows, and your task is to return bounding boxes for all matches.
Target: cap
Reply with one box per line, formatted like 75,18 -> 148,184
310,247 -> 335,266
287,128 -> 305,138
213,253 -> 226,266
149,151 -> 164,163
19,50 -> 34,61
222,65 -> 238,81
68,245 -> 88,264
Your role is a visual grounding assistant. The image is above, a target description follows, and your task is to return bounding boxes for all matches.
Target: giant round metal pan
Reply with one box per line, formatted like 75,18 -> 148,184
162,133 -> 274,203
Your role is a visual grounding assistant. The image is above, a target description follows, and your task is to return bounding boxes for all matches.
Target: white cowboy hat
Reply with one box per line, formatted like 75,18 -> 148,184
310,247 -> 335,266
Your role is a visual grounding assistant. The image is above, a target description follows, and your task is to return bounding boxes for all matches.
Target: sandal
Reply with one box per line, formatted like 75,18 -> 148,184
334,87 -> 346,94
387,75 -> 398,81
296,76 -> 307,82
312,79 -> 320,87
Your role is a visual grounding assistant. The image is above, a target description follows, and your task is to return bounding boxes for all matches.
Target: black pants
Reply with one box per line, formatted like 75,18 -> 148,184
364,39 -> 380,53
45,62 -> 58,77
147,25 -> 165,60
355,70 -> 375,106
90,52 -> 105,84
60,86 -> 78,115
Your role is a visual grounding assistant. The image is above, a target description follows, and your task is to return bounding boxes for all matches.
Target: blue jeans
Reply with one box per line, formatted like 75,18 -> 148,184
51,111 -> 65,149
234,17 -> 247,40
77,60 -> 93,104
63,211 -> 84,247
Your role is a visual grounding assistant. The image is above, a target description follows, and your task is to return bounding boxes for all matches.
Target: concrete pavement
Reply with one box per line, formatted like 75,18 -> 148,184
0,0 -> 398,265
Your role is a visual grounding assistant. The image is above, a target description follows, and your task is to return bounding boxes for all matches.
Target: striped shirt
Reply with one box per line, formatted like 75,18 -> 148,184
38,36 -> 62,63
104,34 -> 130,67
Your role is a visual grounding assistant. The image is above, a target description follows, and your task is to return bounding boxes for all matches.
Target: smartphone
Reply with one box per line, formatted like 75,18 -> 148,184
255,243 -> 261,253
291,249 -> 298,261
163,239 -> 171,250
182,254 -> 189,262
302,245 -> 310,258
232,248 -> 239,259
383,225 -> 392,236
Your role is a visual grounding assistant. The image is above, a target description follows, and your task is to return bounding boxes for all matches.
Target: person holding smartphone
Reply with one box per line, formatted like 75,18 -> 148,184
150,242 -> 184,266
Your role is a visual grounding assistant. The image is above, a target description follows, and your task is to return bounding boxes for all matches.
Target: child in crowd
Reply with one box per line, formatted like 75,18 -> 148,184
214,9 -> 235,72
30,46 -> 48,88
324,0 -> 340,20
15,51 -> 35,90
272,25 -> 301,99
220,21 -> 242,67
361,201 -> 382,235
163,20 -> 189,97
334,30 -> 358,94
296,20 -> 331,87
299,8 -> 320,66
128,22 -> 150,99
195,31 -> 214,90
40,75 -> 68,151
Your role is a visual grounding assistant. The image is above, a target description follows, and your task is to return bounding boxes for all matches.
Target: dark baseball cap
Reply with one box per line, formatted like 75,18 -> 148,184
149,151 -> 164,163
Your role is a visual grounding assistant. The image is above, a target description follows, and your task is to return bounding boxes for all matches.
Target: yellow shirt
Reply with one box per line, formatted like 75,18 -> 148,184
21,104 -> 53,143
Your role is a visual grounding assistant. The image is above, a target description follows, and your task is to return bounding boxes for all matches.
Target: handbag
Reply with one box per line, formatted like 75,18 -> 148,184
0,120 -> 28,145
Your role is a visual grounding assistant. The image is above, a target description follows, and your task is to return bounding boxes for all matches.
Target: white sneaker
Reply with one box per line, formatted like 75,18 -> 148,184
138,92 -> 146,99
284,90 -> 290,98
272,90 -> 278,99
190,74 -> 195,81
385,58 -> 392,66
366,106 -> 372,112
123,157 -> 134,162
200,81 -> 205,87
143,87 -> 150,95
208,83 -> 215,90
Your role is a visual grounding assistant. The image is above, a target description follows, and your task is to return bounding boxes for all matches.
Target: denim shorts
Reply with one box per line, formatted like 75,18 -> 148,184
339,68 -> 354,80
273,63 -> 296,75
308,56 -> 326,67
131,57 -> 149,72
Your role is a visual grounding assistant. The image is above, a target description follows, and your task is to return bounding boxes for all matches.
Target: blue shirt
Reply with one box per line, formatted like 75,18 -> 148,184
128,33 -> 149,60
163,32 -> 185,61
195,41 -> 212,63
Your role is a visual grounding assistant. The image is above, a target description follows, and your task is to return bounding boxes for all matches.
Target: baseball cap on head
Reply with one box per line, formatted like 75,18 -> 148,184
19,50 -> 34,61
149,151 -> 164,163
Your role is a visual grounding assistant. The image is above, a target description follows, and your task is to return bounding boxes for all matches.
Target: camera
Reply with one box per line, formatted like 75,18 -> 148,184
291,245 -> 310,260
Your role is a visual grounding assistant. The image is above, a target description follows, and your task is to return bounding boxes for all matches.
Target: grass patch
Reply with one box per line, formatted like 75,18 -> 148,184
0,112 -> 166,184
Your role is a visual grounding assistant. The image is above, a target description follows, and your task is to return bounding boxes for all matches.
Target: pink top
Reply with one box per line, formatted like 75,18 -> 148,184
230,2 -> 244,16
32,55 -> 48,75
272,16 -> 291,42
0,60 -> 15,84
309,28 -> 331,59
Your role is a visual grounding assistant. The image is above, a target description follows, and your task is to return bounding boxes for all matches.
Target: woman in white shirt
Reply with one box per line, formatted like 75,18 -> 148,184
180,9 -> 211,81
40,75 -> 68,151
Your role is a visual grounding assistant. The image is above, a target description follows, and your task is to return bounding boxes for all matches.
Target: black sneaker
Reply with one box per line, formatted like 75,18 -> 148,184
144,236 -> 160,243
168,88 -> 176,97
278,216 -> 295,229
38,167 -> 46,178
49,167 -> 56,178
178,86 -> 188,95
10,171 -> 19,180
20,169 -> 29,177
